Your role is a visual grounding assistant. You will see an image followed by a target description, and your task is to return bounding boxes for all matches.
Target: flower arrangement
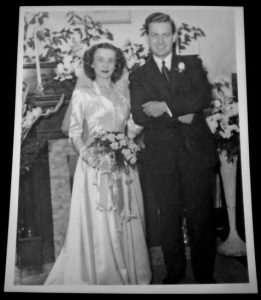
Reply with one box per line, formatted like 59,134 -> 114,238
177,23 -> 205,52
53,12 -> 114,82
206,78 -> 240,163
80,130 -> 140,172
123,22 -> 205,74
23,11 -> 114,84
122,39 -> 148,72
24,11 -> 206,90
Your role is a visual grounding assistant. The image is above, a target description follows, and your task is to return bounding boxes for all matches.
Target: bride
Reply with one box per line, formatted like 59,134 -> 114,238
44,42 -> 152,285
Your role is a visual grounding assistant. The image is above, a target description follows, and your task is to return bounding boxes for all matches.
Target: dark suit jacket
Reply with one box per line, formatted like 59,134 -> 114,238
129,54 -> 219,173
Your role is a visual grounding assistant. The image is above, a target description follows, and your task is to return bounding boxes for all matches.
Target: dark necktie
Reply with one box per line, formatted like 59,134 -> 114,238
161,60 -> 170,83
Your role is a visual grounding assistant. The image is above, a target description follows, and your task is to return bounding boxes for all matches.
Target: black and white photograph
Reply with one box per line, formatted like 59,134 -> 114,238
4,5 -> 258,294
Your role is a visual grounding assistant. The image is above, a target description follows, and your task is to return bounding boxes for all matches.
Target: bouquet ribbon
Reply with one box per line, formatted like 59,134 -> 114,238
93,162 -> 136,231
95,168 -> 124,213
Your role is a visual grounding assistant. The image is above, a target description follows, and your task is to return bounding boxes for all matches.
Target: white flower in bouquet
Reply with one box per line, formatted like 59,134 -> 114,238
82,130 -> 140,170
115,133 -> 125,140
119,138 -> 127,147
110,142 -> 120,150
127,141 -> 140,152
106,133 -> 116,142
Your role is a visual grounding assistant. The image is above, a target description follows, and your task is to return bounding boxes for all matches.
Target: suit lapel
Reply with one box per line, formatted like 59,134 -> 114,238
145,57 -> 171,101
169,54 -> 180,95
170,54 -> 192,97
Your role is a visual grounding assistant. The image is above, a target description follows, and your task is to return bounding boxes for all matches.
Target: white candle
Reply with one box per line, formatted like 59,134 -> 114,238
34,29 -> 42,87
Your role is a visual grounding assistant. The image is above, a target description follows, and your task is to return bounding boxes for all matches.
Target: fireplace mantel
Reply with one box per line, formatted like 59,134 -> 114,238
29,92 -> 72,140
17,91 -> 73,268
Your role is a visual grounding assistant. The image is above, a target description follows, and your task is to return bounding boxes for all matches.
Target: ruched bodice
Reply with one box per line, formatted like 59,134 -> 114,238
69,81 -> 130,140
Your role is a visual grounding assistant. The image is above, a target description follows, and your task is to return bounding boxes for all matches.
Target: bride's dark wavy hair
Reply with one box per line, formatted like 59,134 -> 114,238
83,42 -> 126,83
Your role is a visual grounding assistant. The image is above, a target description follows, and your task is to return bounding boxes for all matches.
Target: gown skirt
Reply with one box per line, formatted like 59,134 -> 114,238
45,156 -> 152,285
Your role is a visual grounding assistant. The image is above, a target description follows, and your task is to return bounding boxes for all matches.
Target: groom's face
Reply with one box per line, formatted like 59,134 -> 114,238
147,22 -> 175,59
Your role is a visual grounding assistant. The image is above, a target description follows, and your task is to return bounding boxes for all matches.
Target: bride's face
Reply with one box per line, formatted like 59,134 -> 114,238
92,48 -> 116,81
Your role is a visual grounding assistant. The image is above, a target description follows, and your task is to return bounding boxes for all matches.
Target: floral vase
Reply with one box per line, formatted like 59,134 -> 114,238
217,150 -> 246,256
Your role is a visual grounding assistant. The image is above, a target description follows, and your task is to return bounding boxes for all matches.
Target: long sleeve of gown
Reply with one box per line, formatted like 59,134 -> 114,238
68,89 -> 87,154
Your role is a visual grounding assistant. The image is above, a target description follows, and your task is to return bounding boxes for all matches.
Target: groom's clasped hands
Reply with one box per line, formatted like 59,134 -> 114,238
142,100 -> 195,124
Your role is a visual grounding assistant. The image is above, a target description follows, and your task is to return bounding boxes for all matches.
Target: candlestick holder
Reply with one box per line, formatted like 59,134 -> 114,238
35,83 -> 44,96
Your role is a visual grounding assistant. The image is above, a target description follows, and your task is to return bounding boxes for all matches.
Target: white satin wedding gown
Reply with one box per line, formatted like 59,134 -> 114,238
45,81 -> 152,285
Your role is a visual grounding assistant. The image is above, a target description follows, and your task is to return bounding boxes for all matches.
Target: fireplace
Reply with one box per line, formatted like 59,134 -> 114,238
17,91 -> 76,270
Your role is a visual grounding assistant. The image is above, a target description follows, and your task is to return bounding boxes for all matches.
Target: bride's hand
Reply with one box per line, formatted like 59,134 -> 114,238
178,113 -> 195,124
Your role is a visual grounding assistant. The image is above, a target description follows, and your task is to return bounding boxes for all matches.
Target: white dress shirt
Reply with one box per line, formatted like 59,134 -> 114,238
153,53 -> 172,72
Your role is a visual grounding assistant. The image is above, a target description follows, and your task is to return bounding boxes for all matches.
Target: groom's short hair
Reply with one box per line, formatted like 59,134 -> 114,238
144,12 -> 176,35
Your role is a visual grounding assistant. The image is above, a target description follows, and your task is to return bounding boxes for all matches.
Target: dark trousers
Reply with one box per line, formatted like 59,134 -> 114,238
140,160 -> 217,282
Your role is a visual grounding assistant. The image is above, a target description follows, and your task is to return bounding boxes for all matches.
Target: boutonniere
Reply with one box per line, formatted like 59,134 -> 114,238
175,62 -> 186,73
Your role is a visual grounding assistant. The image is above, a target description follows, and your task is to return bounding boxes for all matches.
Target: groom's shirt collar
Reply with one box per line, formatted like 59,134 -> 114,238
153,52 -> 172,72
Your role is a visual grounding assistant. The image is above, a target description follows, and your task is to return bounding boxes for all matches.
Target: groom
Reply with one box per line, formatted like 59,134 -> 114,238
129,12 -> 219,284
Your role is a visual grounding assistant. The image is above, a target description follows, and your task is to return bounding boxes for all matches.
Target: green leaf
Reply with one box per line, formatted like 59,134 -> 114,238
106,32 -> 114,40
42,12 -> 49,19
140,25 -> 146,36
81,37 -> 90,44
199,29 -> 206,37
73,27 -> 83,39
75,14 -> 83,22
36,31 -> 46,41
38,16 -> 44,25
44,28 -> 50,37
24,18 -> 28,34
29,16 -> 36,25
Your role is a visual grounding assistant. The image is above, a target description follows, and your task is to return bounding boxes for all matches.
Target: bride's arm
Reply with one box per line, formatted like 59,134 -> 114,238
62,71 -> 94,136
68,89 -> 87,155
115,69 -> 144,140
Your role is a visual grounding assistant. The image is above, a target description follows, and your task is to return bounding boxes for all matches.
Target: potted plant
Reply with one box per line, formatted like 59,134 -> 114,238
23,11 -> 114,96
122,22 -> 206,73
206,78 -> 246,257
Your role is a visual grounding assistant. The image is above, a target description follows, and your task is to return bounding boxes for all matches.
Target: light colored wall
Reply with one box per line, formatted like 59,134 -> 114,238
103,7 -> 237,83
25,6 -> 238,83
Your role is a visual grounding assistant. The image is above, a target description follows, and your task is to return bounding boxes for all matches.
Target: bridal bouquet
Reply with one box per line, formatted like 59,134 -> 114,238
206,78 -> 239,163
81,130 -> 140,171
